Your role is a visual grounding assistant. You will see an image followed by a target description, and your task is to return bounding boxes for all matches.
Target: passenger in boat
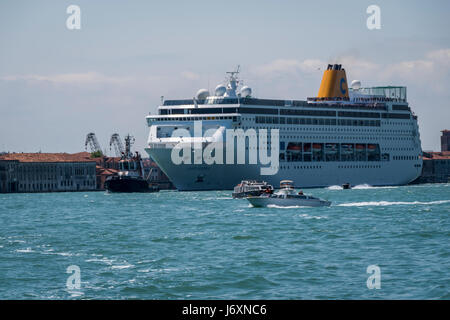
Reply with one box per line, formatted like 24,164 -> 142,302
298,191 -> 304,195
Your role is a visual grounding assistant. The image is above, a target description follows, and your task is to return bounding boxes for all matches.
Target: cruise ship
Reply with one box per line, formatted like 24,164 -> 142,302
145,64 -> 423,190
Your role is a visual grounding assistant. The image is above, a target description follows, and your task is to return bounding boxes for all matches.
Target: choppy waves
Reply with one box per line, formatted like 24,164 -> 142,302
1,184 -> 449,299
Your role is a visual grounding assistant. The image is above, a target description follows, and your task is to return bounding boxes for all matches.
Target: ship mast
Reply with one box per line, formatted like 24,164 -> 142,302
224,65 -> 241,98
124,134 -> 135,159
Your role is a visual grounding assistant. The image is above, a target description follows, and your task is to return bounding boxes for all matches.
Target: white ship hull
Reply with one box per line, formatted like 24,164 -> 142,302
145,147 -> 422,191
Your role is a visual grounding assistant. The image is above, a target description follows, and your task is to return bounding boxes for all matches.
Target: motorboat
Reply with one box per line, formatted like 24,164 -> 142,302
105,134 -> 159,193
232,180 -> 274,198
246,180 -> 331,207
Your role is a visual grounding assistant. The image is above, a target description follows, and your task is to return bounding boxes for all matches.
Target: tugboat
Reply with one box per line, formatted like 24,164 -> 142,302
246,180 -> 331,207
232,180 -> 274,198
105,134 -> 159,193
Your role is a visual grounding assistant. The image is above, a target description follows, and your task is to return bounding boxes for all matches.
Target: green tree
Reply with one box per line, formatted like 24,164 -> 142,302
90,150 -> 103,158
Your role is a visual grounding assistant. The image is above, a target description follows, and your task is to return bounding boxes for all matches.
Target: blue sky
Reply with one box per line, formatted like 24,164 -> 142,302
1,0 -> 449,154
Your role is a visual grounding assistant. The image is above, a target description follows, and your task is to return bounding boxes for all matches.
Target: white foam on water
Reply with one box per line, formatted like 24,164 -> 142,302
137,269 -> 151,273
111,263 -> 134,270
54,252 -> 74,257
298,213 -> 327,220
66,290 -> 84,298
337,200 -> 450,207
85,257 -> 116,265
38,247 -> 77,257
137,267 -> 180,274
352,184 -> 373,189
327,185 -> 343,190
15,248 -> 34,253
352,184 -> 399,190
9,239 -> 26,244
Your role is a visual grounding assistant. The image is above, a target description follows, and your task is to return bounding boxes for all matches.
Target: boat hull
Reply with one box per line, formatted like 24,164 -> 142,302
246,196 -> 331,208
145,147 -> 422,191
105,176 -> 158,193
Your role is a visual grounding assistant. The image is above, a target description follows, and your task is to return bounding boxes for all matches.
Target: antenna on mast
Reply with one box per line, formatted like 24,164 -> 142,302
224,65 -> 241,98
226,65 -> 240,80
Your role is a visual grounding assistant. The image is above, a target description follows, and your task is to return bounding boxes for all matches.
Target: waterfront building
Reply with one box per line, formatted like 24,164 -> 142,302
441,130 -> 450,152
414,151 -> 450,183
0,152 -> 97,193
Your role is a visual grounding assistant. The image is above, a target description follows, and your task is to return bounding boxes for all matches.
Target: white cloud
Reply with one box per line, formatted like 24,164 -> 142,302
251,48 -> 450,91
252,58 -> 324,76
180,71 -> 200,80
426,48 -> 450,67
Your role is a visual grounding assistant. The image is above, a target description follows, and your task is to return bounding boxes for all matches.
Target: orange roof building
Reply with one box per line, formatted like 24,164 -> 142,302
0,152 -> 95,163
0,152 -> 98,193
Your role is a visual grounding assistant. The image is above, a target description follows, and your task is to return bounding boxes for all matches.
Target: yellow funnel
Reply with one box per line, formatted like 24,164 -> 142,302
317,64 -> 349,99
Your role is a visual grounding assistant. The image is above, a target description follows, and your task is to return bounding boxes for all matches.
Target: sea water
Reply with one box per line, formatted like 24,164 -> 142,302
0,183 -> 449,299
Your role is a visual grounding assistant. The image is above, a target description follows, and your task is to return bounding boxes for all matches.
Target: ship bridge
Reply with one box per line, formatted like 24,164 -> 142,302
352,86 -> 407,102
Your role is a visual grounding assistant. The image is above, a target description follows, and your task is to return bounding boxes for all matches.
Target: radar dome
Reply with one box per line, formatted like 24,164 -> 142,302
196,89 -> 210,100
240,86 -> 252,98
351,80 -> 361,90
215,84 -> 226,97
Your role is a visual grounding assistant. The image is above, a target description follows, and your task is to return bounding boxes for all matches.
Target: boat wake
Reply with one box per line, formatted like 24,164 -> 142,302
352,184 -> 399,190
327,185 -> 343,190
327,184 -> 399,190
337,200 -> 450,207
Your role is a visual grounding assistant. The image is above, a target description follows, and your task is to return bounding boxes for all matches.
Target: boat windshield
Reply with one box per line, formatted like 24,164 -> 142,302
120,161 -> 137,171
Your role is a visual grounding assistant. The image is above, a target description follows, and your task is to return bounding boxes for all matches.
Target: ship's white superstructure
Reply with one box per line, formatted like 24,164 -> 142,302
145,64 -> 423,191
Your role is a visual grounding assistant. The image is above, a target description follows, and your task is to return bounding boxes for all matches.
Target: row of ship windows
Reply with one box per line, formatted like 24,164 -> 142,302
280,165 -> 322,170
279,142 -> 382,162
238,134 -> 416,147
151,116 -> 412,128
278,164 -> 386,170
160,107 -> 411,119
393,155 -> 419,160
278,135 -> 415,141
255,116 -> 382,127
338,165 -> 382,169
151,116 -> 238,122
243,124 -> 413,133
242,127 -> 414,137
385,147 -> 416,151
242,116 -> 413,125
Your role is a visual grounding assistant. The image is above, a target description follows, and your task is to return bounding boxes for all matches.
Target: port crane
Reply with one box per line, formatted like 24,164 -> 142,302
84,132 -> 102,154
109,133 -> 125,158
